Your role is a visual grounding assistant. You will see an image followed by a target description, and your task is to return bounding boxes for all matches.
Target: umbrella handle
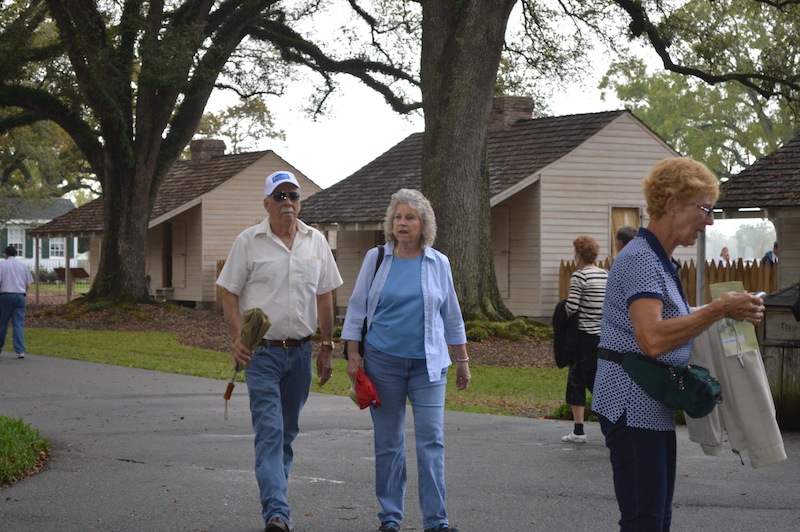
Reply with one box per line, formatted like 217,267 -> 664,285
223,381 -> 235,401
223,367 -> 240,420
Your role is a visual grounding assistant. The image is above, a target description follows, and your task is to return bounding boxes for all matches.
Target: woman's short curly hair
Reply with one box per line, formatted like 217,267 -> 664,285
643,157 -> 719,219
383,188 -> 437,247
573,235 -> 600,264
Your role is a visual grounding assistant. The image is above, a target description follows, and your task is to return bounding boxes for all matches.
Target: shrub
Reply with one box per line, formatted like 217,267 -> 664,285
36,268 -> 60,284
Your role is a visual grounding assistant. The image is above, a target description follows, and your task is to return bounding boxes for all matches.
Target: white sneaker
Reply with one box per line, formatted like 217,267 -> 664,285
16,352 -> 25,359
561,431 -> 587,443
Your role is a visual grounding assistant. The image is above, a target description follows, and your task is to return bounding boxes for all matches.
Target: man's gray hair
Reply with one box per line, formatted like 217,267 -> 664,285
383,188 -> 437,247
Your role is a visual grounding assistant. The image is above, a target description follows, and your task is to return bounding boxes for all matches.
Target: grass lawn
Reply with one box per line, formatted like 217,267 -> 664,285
22,327 -> 571,418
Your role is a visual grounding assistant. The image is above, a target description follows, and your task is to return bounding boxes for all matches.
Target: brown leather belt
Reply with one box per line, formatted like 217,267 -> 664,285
258,335 -> 313,349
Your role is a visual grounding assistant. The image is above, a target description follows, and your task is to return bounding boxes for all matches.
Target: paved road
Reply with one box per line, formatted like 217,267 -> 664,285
1,354 -> 798,531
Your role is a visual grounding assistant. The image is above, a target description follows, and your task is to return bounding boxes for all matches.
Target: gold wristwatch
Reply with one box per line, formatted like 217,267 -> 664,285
321,341 -> 335,349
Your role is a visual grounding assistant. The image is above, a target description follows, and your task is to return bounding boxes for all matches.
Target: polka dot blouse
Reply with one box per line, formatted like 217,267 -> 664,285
593,228 -> 693,431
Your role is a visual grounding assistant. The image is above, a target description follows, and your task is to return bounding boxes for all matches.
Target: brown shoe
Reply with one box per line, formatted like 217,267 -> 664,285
265,516 -> 291,532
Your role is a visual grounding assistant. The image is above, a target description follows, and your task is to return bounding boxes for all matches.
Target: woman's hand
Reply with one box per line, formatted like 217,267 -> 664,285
451,344 -> 471,389
717,291 -> 765,325
345,341 -> 363,382
456,362 -> 471,390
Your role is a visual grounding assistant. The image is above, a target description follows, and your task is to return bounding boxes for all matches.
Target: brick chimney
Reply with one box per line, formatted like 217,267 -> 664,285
488,96 -> 534,131
190,139 -> 226,162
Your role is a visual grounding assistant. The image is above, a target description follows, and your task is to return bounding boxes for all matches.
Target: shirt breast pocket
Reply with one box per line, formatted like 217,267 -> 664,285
302,256 -> 323,288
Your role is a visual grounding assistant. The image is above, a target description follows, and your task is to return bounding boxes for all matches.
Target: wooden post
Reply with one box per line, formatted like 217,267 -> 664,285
66,238 -> 73,302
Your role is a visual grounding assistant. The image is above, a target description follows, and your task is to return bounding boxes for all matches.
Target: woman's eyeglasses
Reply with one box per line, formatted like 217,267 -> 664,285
270,191 -> 301,202
692,203 -> 714,218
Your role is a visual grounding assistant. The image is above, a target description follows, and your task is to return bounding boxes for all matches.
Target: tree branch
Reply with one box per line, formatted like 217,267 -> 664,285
612,0 -> 800,99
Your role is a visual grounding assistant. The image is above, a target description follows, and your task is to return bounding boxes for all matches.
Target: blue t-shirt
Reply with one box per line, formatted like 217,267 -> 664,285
367,254 -> 425,358
593,228 -> 692,431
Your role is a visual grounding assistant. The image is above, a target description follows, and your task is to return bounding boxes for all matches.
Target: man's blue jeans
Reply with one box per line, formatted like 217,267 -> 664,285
245,341 -> 313,526
0,293 -> 27,354
364,343 -> 449,530
599,412 -> 676,531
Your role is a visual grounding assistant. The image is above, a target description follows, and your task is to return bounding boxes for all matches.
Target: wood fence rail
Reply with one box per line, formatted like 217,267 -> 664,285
559,258 -> 778,307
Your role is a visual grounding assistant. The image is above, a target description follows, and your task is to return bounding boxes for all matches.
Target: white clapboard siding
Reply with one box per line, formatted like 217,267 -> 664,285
513,113 -> 686,319
137,151 -> 322,307
334,230 -> 383,320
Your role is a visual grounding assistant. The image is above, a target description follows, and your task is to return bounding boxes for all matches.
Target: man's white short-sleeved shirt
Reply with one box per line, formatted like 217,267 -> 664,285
216,217 -> 342,340
0,257 -> 33,293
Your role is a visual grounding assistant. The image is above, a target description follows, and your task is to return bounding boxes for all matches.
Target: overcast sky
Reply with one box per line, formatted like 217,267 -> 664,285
207,71 -> 617,190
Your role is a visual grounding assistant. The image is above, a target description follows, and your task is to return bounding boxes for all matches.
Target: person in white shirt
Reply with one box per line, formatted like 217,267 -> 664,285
716,247 -> 731,267
0,246 -> 34,358
216,171 -> 343,532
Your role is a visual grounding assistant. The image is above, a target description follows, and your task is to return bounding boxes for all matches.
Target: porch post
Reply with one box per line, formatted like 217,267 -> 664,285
66,238 -> 73,302
34,238 -> 40,304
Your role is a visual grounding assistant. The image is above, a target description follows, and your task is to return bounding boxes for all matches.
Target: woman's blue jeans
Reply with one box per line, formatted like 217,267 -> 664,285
245,342 -> 313,525
0,292 -> 27,354
599,412 -> 676,531
364,343 -> 449,530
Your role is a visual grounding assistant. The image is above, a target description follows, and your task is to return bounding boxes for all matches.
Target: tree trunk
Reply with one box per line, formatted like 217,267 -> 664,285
420,0 -> 516,321
86,163 -> 154,302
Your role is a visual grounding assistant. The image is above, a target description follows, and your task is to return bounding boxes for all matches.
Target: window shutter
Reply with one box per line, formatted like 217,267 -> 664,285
42,238 -> 50,259
1,228 -> 7,250
25,231 -> 33,258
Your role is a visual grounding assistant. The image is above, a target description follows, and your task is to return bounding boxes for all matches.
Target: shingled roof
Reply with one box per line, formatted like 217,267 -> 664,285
716,134 -> 800,210
29,149 -> 269,237
0,197 -> 75,222
300,109 -> 629,225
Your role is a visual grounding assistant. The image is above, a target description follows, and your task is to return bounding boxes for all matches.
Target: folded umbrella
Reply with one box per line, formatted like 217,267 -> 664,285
349,369 -> 381,410
224,308 -> 271,419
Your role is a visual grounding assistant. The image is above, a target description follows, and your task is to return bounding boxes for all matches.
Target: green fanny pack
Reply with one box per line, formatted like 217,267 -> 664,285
599,348 -> 722,419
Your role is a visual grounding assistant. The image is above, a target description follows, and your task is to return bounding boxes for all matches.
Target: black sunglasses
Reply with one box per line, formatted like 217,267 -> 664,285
269,191 -> 301,202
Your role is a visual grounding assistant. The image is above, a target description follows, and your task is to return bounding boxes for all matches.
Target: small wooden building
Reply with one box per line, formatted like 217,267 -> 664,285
301,96 -> 687,320
29,139 -> 321,307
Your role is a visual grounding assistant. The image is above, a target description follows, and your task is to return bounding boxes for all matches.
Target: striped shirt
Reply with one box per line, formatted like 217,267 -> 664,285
565,265 -> 608,335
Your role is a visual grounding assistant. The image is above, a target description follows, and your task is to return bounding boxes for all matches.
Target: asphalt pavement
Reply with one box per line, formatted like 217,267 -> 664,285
1,353 -> 798,532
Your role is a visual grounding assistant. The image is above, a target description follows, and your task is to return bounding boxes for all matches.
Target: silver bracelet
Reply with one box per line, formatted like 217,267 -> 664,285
456,357 -> 470,363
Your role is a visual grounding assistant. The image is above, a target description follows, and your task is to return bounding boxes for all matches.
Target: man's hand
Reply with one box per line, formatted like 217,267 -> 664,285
317,344 -> 334,387
231,337 -> 252,369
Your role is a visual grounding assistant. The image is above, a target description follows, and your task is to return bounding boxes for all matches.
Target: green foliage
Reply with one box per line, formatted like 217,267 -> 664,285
0,116 -> 96,197
195,99 -> 285,155
0,416 -> 49,487
602,0 -> 800,179
600,57 -> 797,179
37,268 -> 59,283
464,318 -> 552,343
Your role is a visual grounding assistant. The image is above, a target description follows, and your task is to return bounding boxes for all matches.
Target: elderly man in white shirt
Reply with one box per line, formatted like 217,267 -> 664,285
0,246 -> 34,358
216,170 -> 343,532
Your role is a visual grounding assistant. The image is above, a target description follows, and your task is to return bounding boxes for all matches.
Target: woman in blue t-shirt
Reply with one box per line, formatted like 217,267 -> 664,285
593,157 -> 766,531
342,188 -> 470,532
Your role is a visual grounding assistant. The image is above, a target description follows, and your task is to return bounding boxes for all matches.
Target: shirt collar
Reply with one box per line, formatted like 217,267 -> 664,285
639,226 -> 687,301
256,216 -> 310,237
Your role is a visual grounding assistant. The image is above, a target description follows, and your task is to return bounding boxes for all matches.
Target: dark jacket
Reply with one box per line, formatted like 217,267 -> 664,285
552,299 -> 580,369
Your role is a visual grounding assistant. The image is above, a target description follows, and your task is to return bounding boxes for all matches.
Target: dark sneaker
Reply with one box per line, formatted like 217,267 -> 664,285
424,525 -> 459,532
379,521 -> 401,532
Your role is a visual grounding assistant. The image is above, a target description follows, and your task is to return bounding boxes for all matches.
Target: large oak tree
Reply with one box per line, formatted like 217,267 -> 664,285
3,0 -> 799,319
0,0 -> 417,302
